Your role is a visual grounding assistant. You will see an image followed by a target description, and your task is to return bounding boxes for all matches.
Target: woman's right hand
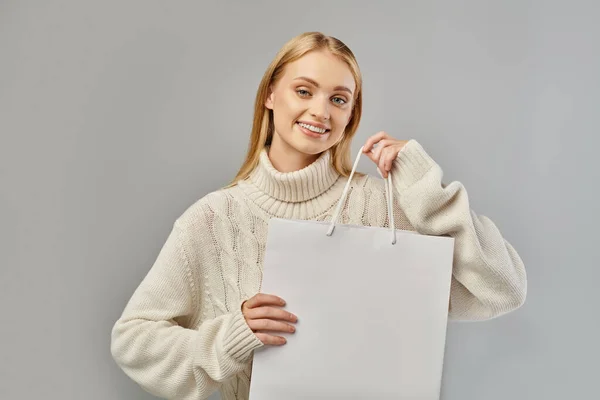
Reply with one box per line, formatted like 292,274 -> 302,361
241,293 -> 298,345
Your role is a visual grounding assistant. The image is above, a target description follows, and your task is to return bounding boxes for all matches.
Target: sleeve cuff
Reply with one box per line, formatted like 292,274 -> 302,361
222,307 -> 264,363
391,139 -> 438,191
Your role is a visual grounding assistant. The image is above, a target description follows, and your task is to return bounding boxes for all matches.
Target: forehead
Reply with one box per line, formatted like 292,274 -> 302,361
282,51 -> 356,92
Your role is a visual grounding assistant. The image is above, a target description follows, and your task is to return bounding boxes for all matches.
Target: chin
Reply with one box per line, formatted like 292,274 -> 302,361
288,136 -> 332,156
295,144 -> 325,156
287,125 -> 336,155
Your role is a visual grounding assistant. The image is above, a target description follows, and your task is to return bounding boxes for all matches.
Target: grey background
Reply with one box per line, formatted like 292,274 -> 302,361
1,1 -> 598,399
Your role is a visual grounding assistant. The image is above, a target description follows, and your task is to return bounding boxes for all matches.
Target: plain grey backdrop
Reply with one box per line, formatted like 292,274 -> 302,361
1,0 -> 598,399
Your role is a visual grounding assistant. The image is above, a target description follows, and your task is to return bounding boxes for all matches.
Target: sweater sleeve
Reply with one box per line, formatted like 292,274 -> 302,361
110,220 -> 264,400
390,139 -> 527,321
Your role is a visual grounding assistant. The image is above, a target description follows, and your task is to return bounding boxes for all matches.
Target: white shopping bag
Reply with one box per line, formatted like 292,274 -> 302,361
249,147 -> 455,400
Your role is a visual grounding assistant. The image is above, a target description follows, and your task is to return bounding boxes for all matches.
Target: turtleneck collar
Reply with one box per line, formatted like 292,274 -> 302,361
246,147 -> 341,203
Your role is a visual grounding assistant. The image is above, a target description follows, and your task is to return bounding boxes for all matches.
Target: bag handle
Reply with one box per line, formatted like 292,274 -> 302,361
326,146 -> 397,245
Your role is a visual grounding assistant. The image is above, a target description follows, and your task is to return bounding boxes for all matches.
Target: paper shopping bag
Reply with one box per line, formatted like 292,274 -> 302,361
249,147 -> 455,400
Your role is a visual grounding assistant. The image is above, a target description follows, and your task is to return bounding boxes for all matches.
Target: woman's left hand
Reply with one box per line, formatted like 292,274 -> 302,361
362,131 -> 409,178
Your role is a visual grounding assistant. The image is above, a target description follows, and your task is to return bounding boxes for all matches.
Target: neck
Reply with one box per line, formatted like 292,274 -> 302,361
238,142 -> 344,218
268,134 -> 320,172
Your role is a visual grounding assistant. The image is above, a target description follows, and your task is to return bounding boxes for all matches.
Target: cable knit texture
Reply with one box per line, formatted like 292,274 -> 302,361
110,139 -> 527,400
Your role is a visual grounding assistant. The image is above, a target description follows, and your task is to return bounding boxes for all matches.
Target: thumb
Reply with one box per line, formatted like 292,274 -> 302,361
364,148 -> 378,165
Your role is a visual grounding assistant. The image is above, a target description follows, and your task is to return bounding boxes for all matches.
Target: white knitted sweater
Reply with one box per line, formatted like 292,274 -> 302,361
110,139 -> 527,400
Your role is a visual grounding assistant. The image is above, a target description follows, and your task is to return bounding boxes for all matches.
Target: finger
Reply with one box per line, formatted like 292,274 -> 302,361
247,319 -> 296,333
363,139 -> 389,165
366,141 -> 394,175
379,147 -> 391,178
384,153 -> 394,174
255,332 -> 287,346
362,131 -> 389,153
245,307 -> 298,322
383,147 -> 397,173
244,293 -> 285,309
373,139 -> 393,170
372,139 -> 392,161
364,149 -> 379,165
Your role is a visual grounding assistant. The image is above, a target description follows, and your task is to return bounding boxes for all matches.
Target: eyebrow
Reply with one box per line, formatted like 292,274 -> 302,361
292,76 -> 354,96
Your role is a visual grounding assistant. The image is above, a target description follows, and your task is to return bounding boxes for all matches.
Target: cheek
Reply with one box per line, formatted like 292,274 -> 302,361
273,95 -> 300,131
334,110 -> 352,129
275,94 -> 300,121
278,90 -> 298,109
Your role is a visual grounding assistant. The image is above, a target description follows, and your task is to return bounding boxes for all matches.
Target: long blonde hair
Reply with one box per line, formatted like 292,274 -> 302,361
225,32 -> 364,188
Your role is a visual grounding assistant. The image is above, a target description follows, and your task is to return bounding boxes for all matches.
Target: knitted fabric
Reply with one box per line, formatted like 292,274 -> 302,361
111,139 -> 527,400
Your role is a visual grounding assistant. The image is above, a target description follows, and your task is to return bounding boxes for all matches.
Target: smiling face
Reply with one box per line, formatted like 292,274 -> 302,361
265,50 -> 356,162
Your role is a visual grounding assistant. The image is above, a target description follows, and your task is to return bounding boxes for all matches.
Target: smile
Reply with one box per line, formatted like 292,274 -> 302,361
296,122 -> 329,134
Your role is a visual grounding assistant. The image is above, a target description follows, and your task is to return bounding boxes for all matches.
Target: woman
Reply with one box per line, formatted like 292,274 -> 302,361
111,32 -> 527,400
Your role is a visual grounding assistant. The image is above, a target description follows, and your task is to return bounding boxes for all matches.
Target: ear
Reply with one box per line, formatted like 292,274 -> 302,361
264,85 -> 274,110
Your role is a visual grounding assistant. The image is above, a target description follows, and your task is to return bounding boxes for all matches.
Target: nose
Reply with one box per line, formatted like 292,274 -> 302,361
309,96 -> 330,121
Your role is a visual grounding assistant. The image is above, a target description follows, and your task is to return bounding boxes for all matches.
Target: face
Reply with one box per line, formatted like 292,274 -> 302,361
265,50 -> 356,159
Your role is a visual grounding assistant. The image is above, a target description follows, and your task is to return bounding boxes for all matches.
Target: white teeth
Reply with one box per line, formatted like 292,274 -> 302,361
298,122 -> 327,134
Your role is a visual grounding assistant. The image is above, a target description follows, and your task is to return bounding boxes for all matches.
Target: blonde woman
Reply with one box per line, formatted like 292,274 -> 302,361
111,32 -> 527,400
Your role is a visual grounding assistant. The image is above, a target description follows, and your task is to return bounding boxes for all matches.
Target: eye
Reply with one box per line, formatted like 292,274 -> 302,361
296,88 -> 347,106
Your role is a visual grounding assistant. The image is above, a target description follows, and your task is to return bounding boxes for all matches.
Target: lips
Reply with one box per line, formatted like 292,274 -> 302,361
297,120 -> 330,131
296,122 -> 330,138
296,122 -> 330,134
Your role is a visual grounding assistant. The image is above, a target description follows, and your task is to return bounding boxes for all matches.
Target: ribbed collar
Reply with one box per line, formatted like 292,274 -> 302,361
246,147 -> 340,203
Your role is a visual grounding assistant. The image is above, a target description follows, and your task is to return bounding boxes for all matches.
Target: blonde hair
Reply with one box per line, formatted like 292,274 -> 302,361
225,31 -> 364,188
